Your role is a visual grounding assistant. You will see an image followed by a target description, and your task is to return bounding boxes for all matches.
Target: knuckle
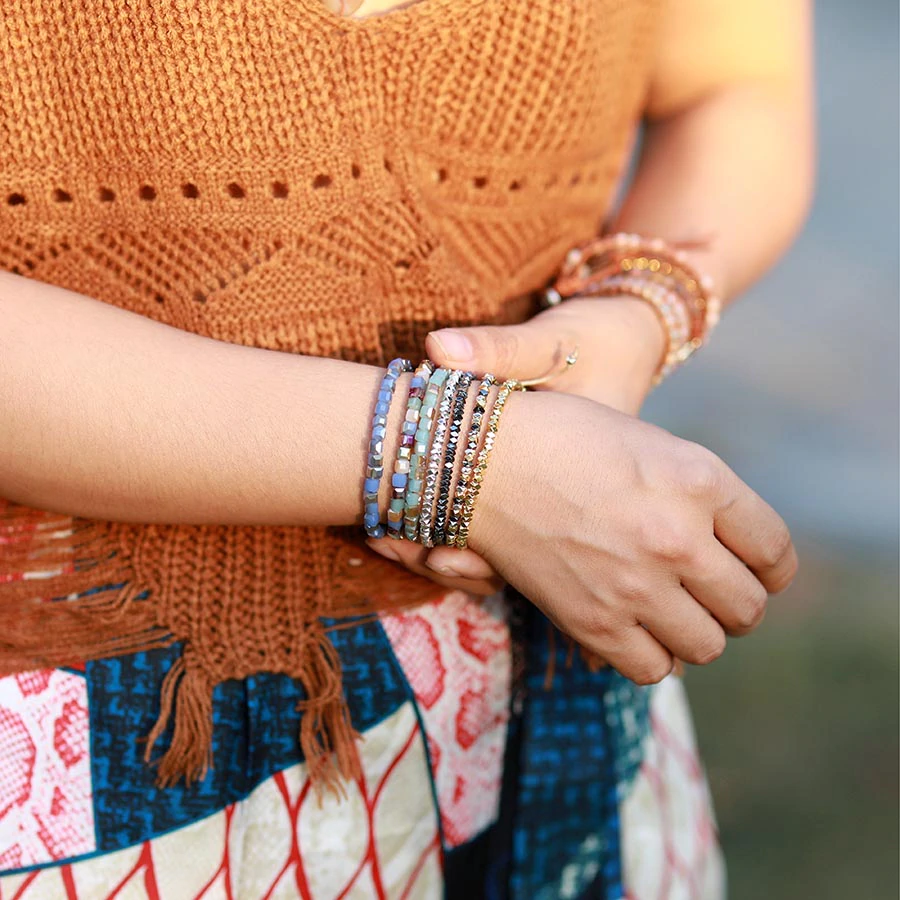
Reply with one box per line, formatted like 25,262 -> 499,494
732,584 -> 768,631
639,519 -> 694,564
579,603 -> 619,640
776,550 -> 800,591
690,631 -> 727,665
760,524 -> 793,569
677,446 -> 725,498
631,659 -> 673,686
612,570 -> 654,605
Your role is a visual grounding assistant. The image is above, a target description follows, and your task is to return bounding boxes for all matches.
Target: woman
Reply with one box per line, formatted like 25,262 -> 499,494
0,0 -> 811,897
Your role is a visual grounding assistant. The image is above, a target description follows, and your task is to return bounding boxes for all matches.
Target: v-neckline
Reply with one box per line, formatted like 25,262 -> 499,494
296,0 -> 473,32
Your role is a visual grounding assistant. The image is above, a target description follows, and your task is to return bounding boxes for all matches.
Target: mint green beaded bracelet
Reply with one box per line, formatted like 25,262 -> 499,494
405,365 -> 447,541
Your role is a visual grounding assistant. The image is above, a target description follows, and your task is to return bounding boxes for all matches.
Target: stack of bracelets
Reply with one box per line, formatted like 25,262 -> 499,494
540,232 -> 721,386
363,356 -> 524,549
362,232 -> 721,541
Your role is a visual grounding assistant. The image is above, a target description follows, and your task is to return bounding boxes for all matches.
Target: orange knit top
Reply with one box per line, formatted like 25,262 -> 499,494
0,0 -> 661,789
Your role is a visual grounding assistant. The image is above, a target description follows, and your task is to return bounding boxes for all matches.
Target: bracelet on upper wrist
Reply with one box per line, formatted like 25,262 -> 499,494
537,232 -> 721,387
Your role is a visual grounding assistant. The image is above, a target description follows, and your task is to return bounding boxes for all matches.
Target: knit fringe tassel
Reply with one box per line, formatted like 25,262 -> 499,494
0,510 -> 172,673
142,656 -> 215,788
0,504 -> 368,795
296,627 -> 363,796
139,628 -> 362,795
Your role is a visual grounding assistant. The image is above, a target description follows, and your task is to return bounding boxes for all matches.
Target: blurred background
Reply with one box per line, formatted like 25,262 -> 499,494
642,1 -> 899,897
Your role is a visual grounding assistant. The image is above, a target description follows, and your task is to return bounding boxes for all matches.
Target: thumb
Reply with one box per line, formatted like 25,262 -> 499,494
426,320 -> 564,381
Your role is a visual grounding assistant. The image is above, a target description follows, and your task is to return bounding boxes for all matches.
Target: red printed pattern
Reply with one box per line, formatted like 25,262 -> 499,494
0,702 -> 442,899
381,591 -> 511,848
0,670 -> 94,869
621,677 -> 725,900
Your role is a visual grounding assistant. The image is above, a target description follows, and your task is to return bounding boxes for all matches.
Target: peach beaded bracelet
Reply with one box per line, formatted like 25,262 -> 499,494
540,232 -> 721,386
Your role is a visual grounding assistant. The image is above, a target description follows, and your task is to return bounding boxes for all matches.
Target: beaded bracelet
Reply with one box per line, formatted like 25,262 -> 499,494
455,379 -> 525,550
419,369 -> 461,547
387,360 -> 433,539
539,232 -> 721,385
548,233 -> 720,330
363,357 -> 412,538
404,365 -> 447,541
591,273 -> 692,386
445,374 -> 495,548
431,371 -> 473,546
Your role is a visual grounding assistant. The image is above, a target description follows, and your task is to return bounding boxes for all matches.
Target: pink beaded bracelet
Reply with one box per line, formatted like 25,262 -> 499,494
540,232 -> 721,385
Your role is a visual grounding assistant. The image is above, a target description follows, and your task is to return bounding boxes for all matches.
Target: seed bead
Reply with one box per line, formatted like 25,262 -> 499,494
446,374 -> 494,547
420,369 -> 461,547
455,379 -> 525,549
432,371 -> 473,546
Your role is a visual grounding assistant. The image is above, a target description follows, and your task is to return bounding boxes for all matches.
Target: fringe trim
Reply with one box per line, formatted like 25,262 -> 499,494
0,507 -> 170,674
140,627 -> 363,797
143,656 -> 215,788
295,626 -> 363,798
0,506 -> 450,797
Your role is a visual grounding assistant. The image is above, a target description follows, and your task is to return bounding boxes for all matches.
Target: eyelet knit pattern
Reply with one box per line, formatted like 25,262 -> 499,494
0,0 -> 661,790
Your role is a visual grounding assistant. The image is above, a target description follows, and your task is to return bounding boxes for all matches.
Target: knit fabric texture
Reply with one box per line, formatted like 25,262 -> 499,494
0,0 -> 660,789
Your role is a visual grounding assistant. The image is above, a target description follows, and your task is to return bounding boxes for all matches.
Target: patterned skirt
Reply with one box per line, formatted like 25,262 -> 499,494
0,590 -> 724,899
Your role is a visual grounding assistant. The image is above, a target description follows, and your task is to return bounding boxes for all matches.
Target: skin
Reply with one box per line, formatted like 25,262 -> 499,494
0,0 -> 809,685
370,0 -> 814,676
369,0 -> 813,632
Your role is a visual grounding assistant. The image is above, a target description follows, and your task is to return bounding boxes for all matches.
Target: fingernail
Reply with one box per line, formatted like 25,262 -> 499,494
367,540 -> 399,563
429,330 -> 473,364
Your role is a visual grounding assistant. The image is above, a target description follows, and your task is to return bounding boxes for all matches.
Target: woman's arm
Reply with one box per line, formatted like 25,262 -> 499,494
421,0 -> 815,414
0,269 -> 402,527
375,0 -> 813,585
614,0 -> 815,300
0,269 -> 795,683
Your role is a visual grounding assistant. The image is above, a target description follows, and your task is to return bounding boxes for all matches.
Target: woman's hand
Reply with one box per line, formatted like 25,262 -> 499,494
365,307 -> 797,681
367,296 -> 666,586
427,296 -> 665,414
463,389 -> 797,682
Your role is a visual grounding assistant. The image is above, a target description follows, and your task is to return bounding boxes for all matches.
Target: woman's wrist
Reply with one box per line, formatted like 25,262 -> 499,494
539,295 -> 664,411
594,296 -> 667,376
464,386 -> 534,560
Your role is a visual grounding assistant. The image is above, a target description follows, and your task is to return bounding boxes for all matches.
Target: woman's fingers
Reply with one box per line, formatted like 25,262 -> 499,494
365,538 -> 503,596
424,545 -> 499,581
673,445 -> 797,594
426,318 -> 568,383
638,587 -> 727,665
587,622 -> 675,686
712,467 -> 798,593
682,542 -> 770,636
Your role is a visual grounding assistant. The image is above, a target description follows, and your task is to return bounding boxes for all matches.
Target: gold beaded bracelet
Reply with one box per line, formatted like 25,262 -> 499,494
454,379 -> 525,550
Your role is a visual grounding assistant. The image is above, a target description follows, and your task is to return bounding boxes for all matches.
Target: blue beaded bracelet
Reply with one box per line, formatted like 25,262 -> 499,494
387,360 -> 434,539
362,357 -> 412,538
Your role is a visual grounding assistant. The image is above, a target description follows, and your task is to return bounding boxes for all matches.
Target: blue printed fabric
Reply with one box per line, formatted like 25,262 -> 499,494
87,617 -> 410,851
507,608 -> 651,900
2,584 -> 653,898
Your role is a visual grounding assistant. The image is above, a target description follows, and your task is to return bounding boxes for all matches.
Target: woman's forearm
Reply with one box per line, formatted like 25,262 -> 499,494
0,270 -> 399,526
612,0 -> 814,302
